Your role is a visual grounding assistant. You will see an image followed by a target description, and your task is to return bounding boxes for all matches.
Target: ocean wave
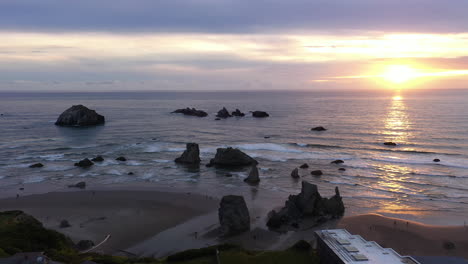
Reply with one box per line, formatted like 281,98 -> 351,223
153,159 -> 171,163
291,143 -> 342,149
368,156 -> 468,169
38,154 -> 65,161
42,165 -> 74,172
144,143 -> 185,153
235,143 -> 303,153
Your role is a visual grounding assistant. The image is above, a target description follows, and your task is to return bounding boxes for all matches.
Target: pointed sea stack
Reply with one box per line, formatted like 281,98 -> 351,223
175,143 -> 201,164
216,107 -> 232,118
244,164 -> 260,184
55,105 -> 105,127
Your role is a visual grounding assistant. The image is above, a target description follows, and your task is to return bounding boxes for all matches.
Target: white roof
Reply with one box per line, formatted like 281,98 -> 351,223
316,229 -> 420,264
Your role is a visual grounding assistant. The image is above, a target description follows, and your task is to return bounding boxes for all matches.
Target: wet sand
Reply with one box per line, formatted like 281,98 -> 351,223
0,190 -> 218,254
1,189 -> 467,259
337,213 -> 468,258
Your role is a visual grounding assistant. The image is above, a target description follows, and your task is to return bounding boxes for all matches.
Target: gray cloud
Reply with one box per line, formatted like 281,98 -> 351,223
1,0 -> 468,33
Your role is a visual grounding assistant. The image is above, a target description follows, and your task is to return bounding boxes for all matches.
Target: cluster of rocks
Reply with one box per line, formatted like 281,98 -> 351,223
73,156 -> 126,168
290,160 -> 348,178
266,181 -> 344,229
55,105 -> 105,127
172,107 -> 208,117
217,182 -> 345,236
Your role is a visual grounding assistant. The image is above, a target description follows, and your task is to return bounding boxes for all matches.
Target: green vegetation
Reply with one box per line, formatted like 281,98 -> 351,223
0,210 -> 319,264
0,210 -> 74,256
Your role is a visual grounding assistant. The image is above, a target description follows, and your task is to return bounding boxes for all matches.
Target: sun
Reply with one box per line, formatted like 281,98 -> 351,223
382,65 -> 420,84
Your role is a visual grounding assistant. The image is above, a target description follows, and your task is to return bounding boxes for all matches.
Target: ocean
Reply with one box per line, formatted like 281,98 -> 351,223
0,89 -> 467,225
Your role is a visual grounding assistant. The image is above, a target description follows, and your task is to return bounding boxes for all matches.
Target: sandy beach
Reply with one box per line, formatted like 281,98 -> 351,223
338,213 -> 468,259
0,190 -> 218,254
1,189 -> 467,259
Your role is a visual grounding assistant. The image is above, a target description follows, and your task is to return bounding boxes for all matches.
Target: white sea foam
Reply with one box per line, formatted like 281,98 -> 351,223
235,143 -> 303,153
39,154 -> 65,161
153,159 -> 171,163
42,165 -> 73,172
144,143 -> 185,153
126,160 -> 143,166
24,176 -> 46,183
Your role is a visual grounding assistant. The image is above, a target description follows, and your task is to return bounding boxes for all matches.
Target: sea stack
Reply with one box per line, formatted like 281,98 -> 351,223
252,111 -> 269,118
216,107 -> 232,118
291,168 -> 300,178
218,195 -> 250,236
311,126 -> 327,131
266,181 -> 344,229
55,105 -> 105,127
207,147 -> 258,167
171,107 -> 208,117
244,164 -> 260,184
175,143 -> 201,164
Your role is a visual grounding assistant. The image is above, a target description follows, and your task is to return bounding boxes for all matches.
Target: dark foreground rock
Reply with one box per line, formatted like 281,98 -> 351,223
311,126 -> 326,131
384,142 -> 397,146
218,195 -> 250,236
310,170 -> 323,176
266,181 -> 344,229
74,158 -> 94,168
29,163 -> 44,168
91,156 -> 104,162
216,107 -> 232,118
68,181 -> 86,189
244,164 -> 260,184
175,143 -> 201,164
55,105 -> 105,126
231,109 -> 245,117
331,160 -> 344,164
116,156 -> 127,161
208,147 -> 258,167
172,107 -> 208,117
291,168 -> 300,178
299,163 -> 309,169
252,111 -> 269,118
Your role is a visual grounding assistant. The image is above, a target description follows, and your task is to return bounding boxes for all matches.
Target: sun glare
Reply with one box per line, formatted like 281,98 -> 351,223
382,65 -> 420,84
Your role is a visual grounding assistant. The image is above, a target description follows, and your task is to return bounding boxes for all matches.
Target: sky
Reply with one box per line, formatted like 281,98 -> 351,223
2,0 -> 468,91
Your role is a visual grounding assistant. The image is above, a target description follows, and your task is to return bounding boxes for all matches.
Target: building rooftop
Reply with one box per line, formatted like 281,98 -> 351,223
316,229 -> 420,264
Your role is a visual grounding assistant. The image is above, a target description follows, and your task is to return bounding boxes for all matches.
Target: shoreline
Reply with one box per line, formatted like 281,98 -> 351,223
338,213 -> 468,258
0,189 -> 218,254
0,188 -> 467,259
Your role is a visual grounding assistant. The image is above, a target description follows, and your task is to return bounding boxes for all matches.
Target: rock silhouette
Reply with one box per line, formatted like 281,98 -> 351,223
55,105 -> 105,127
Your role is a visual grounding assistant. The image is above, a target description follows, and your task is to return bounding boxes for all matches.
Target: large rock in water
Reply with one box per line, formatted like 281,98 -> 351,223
172,107 -> 208,117
55,105 -> 105,126
244,164 -> 260,184
252,111 -> 269,118
218,195 -> 250,236
208,147 -> 258,167
175,143 -> 201,164
266,181 -> 344,229
231,109 -> 245,117
216,107 -> 232,118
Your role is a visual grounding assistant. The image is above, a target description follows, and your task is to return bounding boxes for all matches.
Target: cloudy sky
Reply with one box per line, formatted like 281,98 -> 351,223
2,0 -> 468,91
